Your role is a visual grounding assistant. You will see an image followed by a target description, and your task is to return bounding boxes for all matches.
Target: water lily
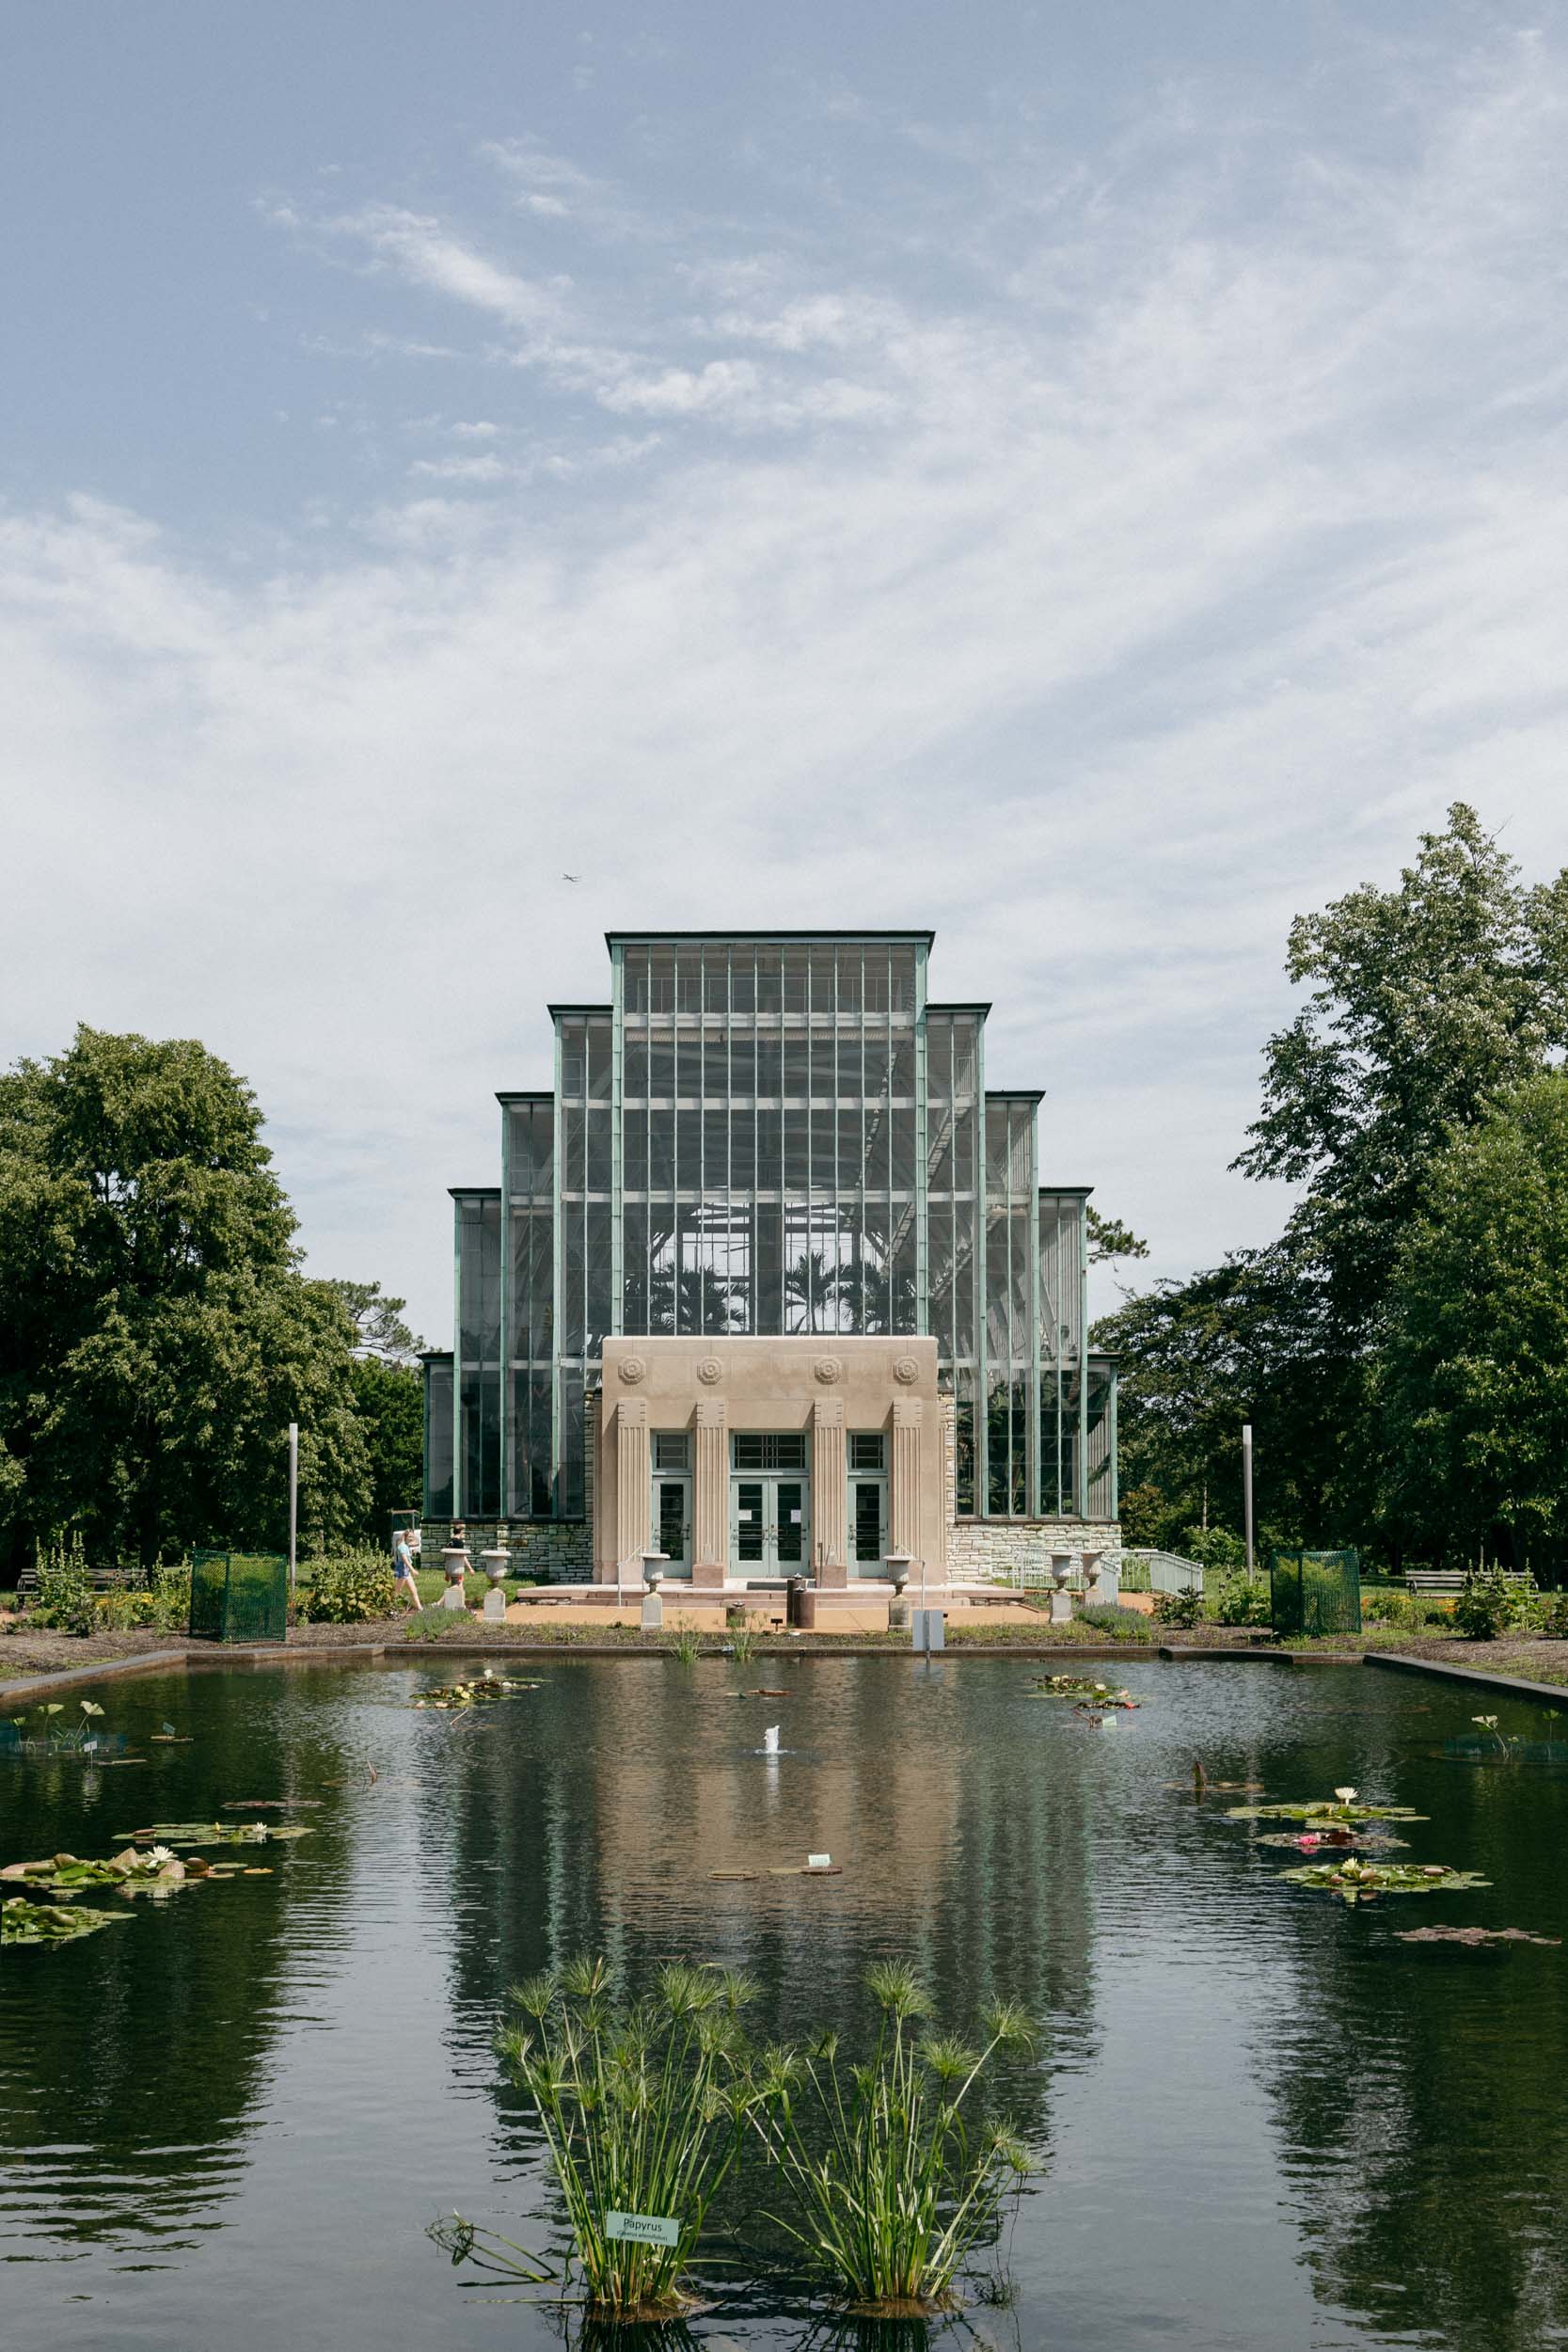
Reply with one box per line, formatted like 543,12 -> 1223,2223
1472,1715 -> 1499,1731
1333,1787 -> 1357,1804
1296,1834 -> 1323,1851
147,1846 -> 175,1866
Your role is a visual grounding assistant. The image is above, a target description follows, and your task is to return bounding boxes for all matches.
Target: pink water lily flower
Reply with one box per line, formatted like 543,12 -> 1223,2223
1296,1833 -> 1323,1851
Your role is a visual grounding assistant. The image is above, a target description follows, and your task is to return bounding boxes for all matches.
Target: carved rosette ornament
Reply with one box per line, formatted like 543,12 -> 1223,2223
696,1357 -> 723,1386
618,1355 -> 647,1385
892,1354 -> 920,1386
814,1355 -> 844,1386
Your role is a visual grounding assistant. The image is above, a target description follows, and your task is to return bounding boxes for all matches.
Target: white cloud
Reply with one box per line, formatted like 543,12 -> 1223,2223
8,36 -> 1568,1340
326,202 -> 562,326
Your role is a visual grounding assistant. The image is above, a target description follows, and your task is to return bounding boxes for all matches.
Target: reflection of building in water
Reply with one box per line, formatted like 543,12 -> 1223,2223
436,1661 -> 1100,2155
422,932 -> 1119,1588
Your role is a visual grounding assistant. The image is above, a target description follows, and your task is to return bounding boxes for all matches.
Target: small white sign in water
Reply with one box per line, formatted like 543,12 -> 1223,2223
808,1853 -> 831,1868
606,2211 -> 681,2248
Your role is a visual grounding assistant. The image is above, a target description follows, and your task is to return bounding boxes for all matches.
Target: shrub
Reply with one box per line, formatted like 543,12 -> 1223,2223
1181,1525 -> 1246,1574
1076,1602 -> 1153,1641
30,1543 -> 96,1635
148,1560 -> 192,1630
1212,1570 -> 1272,1628
751,1961 -> 1035,2312
1536,1593 -> 1568,1639
1452,1569 -> 1524,1641
299,1550 -> 397,1624
1153,1587 -> 1203,1629
95,1587 -> 154,1630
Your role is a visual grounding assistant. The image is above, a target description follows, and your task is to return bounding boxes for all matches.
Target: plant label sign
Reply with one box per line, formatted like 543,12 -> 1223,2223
605,2210 -> 680,2248
808,1853 -> 832,1868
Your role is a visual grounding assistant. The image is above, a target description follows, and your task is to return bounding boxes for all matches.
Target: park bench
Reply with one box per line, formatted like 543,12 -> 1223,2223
1405,1568 -> 1534,1596
13,1562 -> 146,1606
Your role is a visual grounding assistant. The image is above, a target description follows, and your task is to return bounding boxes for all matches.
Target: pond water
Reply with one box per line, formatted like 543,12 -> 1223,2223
3,1655 -> 1567,2352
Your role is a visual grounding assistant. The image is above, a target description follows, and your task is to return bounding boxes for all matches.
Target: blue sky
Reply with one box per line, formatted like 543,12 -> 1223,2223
5,3 -> 1566,1343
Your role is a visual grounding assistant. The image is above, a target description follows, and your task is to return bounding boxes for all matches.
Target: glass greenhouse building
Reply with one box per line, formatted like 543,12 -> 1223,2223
423,931 -> 1117,1581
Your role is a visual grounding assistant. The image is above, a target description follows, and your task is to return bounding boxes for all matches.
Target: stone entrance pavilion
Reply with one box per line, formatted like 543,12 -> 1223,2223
421,931 -> 1119,1595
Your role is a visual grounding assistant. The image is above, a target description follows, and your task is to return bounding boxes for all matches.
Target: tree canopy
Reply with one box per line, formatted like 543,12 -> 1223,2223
1099,806 -> 1568,1565
0,1026 -> 370,1568
1382,1073 -> 1568,1570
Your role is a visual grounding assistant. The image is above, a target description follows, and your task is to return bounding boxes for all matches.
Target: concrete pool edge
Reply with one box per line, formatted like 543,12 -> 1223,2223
0,1637 -> 1343,1702
8,1639 -> 1564,1708
1367,1650 -> 1568,1706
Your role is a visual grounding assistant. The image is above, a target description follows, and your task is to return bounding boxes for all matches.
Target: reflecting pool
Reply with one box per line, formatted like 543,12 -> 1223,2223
4,1656 -> 1567,2351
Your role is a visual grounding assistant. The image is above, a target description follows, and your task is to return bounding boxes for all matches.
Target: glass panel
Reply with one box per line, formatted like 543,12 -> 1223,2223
648,948 -> 675,1014
736,1481 -> 764,1563
732,1434 -> 807,1471
424,1359 -> 453,1517
657,1480 -> 687,1558
624,946 -> 648,1015
853,1481 -> 883,1562
588,1020 -> 612,1101
776,1481 -> 805,1565
848,1432 -> 885,1470
987,1374 -> 1011,1517
955,1372 -> 975,1517
654,1431 -> 691,1470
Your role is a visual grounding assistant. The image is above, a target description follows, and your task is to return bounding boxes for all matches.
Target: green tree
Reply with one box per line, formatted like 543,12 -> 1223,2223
1086,1207 -> 1148,1267
1237,802 -> 1568,1313
0,1026 -> 369,1569
1382,1073 -> 1568,1571
349,1355 -> 424,1541
325,1278 -> 425,1363
1101,806 -> 1568,1562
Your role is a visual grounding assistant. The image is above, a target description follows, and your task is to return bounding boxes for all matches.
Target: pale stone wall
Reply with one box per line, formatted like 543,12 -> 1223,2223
595,1335 -> 946,1587
946,1518 -> 1122,1581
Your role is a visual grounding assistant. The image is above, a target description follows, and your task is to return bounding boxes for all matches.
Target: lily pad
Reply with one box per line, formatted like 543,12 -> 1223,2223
410,1675 -> 542,1709
1279,1859 -> 1489,1903
113,1821 -> 311,1848
2,1846 -> 188,1895
220,1799 -> 322,1810
1395,1925 -> 1560,1947
1030,1676 -> 1143,1708
1227,1801 -> 1426,1824
3,1896 -> 135,1947
1256,1829 -> 1409,1851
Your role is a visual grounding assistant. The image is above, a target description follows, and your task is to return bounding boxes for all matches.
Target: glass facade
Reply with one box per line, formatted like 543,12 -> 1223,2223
428,932 -> 1116,1524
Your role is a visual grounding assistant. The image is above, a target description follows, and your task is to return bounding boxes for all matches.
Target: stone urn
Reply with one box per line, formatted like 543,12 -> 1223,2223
1048,1551 -> 1075,1626
641,1550 -> 666,1592
441,1545 -> 470,1586
480,1546 -> 511,1589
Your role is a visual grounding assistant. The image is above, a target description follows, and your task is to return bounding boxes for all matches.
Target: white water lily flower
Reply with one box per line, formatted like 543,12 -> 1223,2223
1333,1787 -> 1357,1804
148,1846 -> 175,1866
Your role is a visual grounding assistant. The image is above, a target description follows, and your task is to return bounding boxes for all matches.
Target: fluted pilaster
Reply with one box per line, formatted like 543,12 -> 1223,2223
692,1398 -> 727,1586
812,1398 -> 847,1586
615,1400 -> 651,1570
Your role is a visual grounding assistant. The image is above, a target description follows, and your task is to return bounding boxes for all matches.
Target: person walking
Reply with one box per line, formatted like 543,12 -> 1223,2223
392,1527 -> 421,1613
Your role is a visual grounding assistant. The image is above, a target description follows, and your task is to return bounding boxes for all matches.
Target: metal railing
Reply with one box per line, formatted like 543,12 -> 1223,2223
974,1548 -> 1205,1597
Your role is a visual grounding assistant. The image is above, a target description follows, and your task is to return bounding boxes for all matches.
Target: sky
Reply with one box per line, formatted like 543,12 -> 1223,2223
4,2 -> 1567,1346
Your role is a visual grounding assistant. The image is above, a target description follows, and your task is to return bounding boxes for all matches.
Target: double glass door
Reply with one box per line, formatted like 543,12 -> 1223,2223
731,1475 -> 810,1568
